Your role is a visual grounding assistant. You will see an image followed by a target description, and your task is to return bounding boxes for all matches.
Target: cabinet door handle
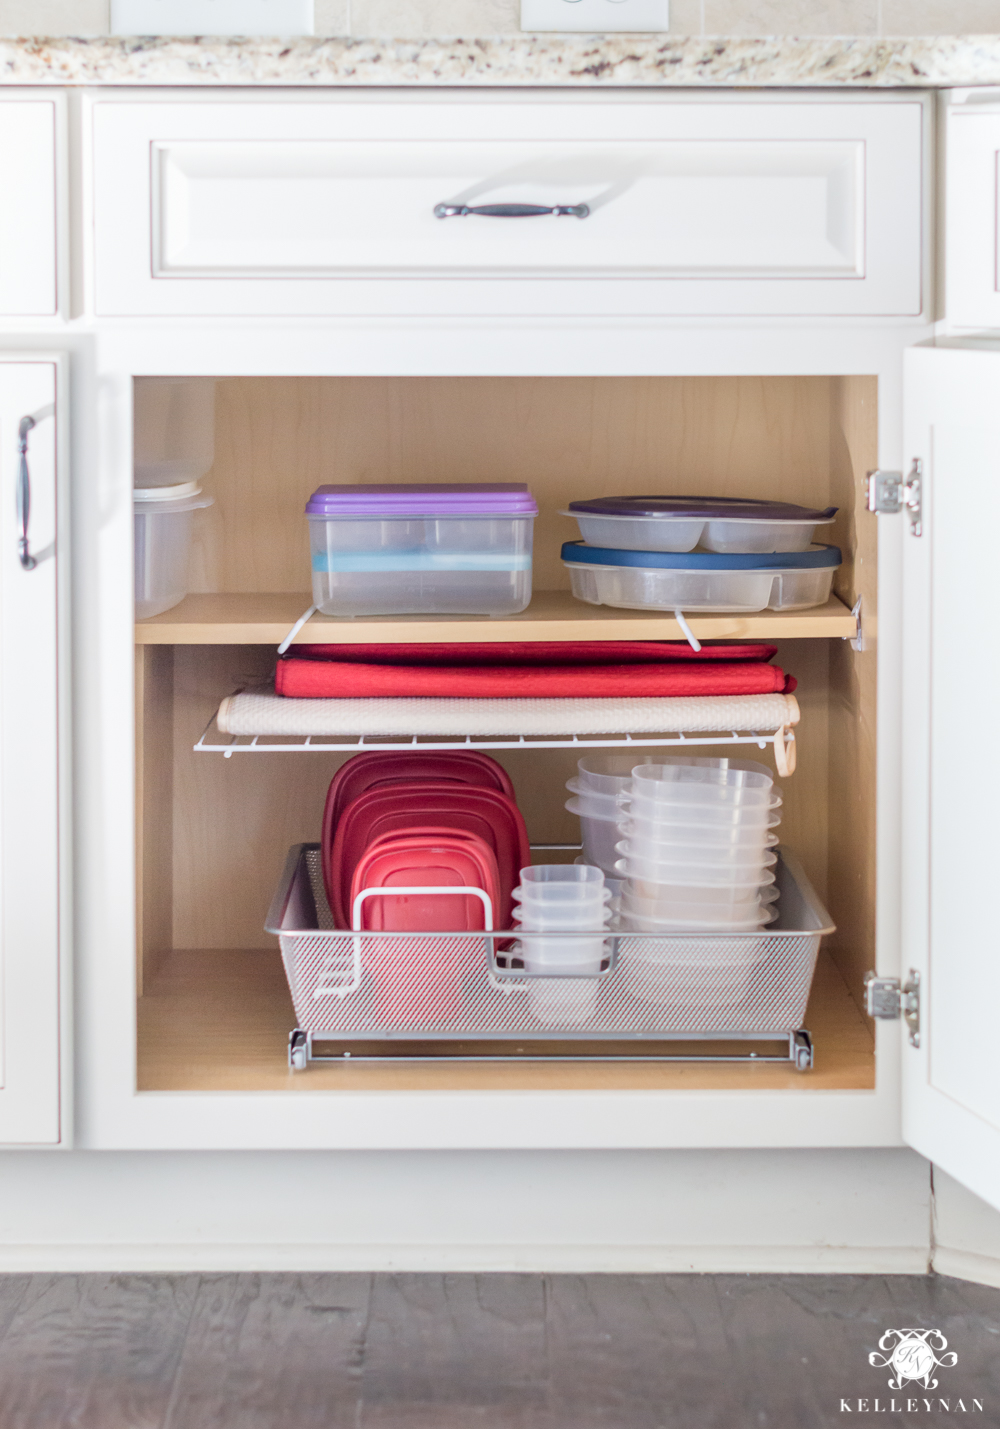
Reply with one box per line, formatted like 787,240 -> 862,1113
433,202 -> 590,219
16,403 -> 54,572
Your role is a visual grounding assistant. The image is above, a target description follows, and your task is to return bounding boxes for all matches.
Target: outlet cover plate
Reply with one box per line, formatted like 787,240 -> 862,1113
111,0 -> 314,35
521,0 -> 668,31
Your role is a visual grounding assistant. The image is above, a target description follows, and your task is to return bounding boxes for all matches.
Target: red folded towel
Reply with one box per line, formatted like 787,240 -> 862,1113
291,640 -> 779,666
276,642 -> 796,698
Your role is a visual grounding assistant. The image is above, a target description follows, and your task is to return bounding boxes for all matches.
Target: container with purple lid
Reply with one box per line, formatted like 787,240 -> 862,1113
563,496 -> 837,555
306,483 -> 538,618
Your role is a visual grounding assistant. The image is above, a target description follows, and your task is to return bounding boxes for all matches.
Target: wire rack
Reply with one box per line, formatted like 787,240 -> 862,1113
266,846 -> 832,1070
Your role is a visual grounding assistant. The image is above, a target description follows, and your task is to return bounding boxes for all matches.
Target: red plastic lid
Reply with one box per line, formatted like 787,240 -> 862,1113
350,842 -> 501,932
321,752 -> 514,909
328,784 -> 530,930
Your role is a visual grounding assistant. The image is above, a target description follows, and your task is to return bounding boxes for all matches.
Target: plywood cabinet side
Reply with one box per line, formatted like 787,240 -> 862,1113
826,375 -> 879,1018
135,644 -> 174,993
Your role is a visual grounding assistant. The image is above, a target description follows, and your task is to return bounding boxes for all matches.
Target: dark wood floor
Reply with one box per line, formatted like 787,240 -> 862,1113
0,1273 -> 995,1427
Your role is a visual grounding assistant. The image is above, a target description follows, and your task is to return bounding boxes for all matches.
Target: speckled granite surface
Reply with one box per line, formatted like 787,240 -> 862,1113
2,33 -> 1000,86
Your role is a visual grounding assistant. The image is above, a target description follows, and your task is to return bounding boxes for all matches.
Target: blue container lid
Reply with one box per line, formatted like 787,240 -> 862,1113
568,495 -> 837,522
306,483 -> 538,517
561,540 -> 842,570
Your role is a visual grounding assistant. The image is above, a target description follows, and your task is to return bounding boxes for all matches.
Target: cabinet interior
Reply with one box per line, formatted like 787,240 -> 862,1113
134,374 -> 878,1093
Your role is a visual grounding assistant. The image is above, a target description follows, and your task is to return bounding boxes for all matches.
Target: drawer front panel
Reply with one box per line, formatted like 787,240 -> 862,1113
93,96 -> 925,318
0,101 -> 57,316
155,139 -> 864,281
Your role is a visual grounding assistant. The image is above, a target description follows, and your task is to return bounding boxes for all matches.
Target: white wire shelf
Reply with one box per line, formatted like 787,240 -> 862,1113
196,727 -> 788,756
194,690 -> 800,772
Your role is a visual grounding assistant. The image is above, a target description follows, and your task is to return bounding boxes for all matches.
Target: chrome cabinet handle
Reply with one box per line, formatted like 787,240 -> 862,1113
17,414 -> 38,571
16,403 -> 54,572
434,202 -> 590,219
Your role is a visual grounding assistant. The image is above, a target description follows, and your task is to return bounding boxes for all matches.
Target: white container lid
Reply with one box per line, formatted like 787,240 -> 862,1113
134,481 -> 202,502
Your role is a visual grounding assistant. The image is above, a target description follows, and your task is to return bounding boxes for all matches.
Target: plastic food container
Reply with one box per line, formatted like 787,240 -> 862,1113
134,482 -> 214,619
629,763 -> 774,806
564,798 -> 624,875
619,815 -> 780,852
620,796 -> 782,835
564,496 -> 837,554
615,843 -> 777,881
561,541 -> 841,614
133,377 -> 216,489
306,484 -> 538,618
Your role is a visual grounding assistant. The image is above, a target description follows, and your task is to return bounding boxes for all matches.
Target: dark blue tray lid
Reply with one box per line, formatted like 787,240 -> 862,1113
560,540 -> 842,571
568,495 -> 837,522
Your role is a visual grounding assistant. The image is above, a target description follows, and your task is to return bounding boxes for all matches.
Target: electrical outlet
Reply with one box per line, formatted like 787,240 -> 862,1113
111,0 -> 314,35
520,0 -> 668,31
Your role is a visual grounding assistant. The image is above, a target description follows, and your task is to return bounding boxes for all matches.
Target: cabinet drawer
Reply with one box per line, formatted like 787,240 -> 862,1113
0,100 -> 57,316
91,94 -> 926,320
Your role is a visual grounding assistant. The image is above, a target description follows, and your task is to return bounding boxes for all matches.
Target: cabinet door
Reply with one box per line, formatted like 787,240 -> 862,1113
0,101 -> 58,316
0,360 -> 64,1143
902,344 -> 1000,1208
944,100 -> 1000,331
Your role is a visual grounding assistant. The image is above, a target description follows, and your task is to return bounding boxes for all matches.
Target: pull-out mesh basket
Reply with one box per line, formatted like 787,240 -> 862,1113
265,845 -> 834,1040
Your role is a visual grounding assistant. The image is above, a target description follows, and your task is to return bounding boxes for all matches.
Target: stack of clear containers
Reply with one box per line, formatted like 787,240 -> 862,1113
613,759 -> 781,933
563,753 -> 658,880
512,864 -> 613,1024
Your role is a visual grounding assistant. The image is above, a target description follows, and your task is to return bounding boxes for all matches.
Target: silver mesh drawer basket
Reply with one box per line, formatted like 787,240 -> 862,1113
265,845 -> 834,1040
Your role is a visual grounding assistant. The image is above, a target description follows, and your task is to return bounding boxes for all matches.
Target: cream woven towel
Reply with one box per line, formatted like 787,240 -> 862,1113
216,691 -> 800,737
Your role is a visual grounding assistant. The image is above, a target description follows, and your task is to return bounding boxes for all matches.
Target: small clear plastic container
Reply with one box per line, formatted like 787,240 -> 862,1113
564,497 -> 837,555
561,541 -> 841,614
616,901 -> 777,933
134,482 -> 214,620
307,484 -> 538,618
630,763 -> 774,805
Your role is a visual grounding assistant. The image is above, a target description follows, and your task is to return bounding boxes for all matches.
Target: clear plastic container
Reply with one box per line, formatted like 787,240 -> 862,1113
134,482 -> 214,620
569,753 -> 661,800
561,542 -> 841,614
306,484 -> 538,618
621,870 -> 775,907
616,833 -> 777,867
630,763 -> 773,804
614,844 -> 777,882
617,904 -> 776,934
619,796 -> 782,834
133,377 -> 216,489
564,798 -> 624,874
619,815 -> 780,851
563,497 -> 837,555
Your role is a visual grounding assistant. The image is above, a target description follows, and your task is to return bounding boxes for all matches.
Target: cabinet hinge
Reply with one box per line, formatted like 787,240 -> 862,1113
865,461 -> 922,537
864,970 -> 921,1048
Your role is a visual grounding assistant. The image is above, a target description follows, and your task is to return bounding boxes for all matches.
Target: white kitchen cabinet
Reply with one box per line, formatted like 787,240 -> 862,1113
8,82 -> 1000,1243
0,98 -> 60,317
0,358 -> 67,1145
941,91 -> 1000,331
87,91 -> 928,320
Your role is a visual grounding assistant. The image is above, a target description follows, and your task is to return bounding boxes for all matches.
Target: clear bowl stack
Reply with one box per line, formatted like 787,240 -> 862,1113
512,864 -> 613,1024
613,759 -> 781,933
564,753 -> 659,881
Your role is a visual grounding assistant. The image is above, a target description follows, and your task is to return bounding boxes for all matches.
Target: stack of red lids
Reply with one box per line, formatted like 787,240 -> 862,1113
322,751 -> 529,933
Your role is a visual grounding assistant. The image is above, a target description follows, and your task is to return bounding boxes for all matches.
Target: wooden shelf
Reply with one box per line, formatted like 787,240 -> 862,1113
135,592 -> 858,646
137,948 -> 875,1093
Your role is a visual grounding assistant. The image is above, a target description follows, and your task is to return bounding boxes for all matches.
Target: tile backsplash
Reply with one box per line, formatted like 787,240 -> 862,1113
2,0 -> 1000,35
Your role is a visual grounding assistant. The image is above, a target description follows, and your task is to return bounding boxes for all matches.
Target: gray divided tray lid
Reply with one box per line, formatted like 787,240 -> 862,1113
567,495 -> 837,522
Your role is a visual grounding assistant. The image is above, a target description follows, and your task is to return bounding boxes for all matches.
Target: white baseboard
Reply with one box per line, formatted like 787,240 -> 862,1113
932,1246 -> 1000,1289
0,1243 -> 932,1275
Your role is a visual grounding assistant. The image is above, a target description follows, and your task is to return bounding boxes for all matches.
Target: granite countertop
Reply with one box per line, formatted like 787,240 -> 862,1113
2,33 -> 1000,88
